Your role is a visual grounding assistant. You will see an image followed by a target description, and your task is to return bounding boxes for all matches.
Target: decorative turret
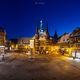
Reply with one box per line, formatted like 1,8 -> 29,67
35,24 -> 39,39
35,24 -> 39,52
36,24 -> 38,34
45,21 -> 50,39
40,20 -> 44,32
45,21 -> 50,46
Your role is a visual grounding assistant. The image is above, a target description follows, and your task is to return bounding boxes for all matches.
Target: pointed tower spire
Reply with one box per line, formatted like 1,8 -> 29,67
46,21 -> 50,39
40,19 -> 44,32
35,23 -> 39,39
53,30 -> 58,42
46,21 -> 48,33
36,23 -> 38,34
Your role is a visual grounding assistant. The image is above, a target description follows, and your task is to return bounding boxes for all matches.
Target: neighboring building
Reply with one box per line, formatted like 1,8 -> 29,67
69,27 -> 80,58
18,38 -> 31,52
58,33 -> 70,54
0,27 -> 6,46
9,38 -> 31,51
9,39 -> 18,50
58,33 -> 70,44
58,27 -> 80,57
69,27 -> 80,48
0,27 -> 6,53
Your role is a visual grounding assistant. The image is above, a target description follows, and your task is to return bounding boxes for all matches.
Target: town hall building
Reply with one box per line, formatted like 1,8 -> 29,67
33,20 -> 53,53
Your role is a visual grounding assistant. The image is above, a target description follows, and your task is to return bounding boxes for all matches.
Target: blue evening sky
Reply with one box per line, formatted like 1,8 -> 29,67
0,0 -> 80,39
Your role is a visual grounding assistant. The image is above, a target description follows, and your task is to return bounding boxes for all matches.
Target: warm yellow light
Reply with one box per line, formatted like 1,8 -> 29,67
66,49 -> 68,52
25,46 -> 27,49
16,44 -> 18,49
25,45 -> 30,49
11,44 -> 14,48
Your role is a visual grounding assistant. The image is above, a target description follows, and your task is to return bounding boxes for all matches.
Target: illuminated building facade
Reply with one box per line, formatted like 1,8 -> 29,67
69,27 -> 80,48
57,33 -> 70,55
0,27 -> 6,53
18,38 -> 31,52
59,27 -> 80,57
0,27 -> 6,46
33,20 -> 53,53
68,27 -> 80,58
9,39 -> 18,50
58,33 -> 70,44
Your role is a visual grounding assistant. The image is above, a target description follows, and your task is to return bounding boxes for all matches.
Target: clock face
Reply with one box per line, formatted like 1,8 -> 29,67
40,31 -> 45,38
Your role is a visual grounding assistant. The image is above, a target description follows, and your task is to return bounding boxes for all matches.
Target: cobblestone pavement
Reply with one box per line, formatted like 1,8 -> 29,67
0,53 -> 80,80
